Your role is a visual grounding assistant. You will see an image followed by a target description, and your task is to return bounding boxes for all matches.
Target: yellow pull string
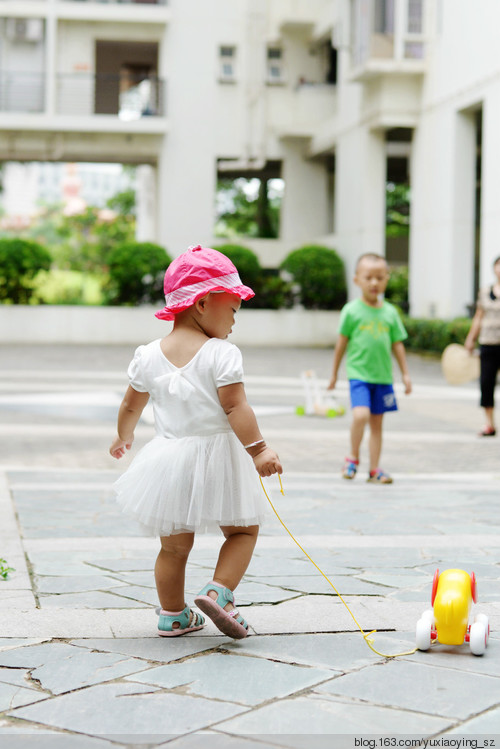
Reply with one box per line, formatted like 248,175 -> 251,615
260,475 -> 417,659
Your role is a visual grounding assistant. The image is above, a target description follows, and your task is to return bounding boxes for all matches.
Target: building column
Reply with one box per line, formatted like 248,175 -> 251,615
279,140 -> 329,247
45,0 -> 57,115
410,107 -> 476,318
135,165 -> 157,243
335,124 -> 386,297
479,86 -> 500,287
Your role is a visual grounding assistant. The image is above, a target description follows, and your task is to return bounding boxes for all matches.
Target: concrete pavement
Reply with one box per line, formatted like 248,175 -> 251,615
0,344 -> 499,746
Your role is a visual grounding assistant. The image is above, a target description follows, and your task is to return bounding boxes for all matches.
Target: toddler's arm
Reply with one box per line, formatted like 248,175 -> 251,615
392,341 -> 412,395
218,382 -> 282,477
110,386 -> 150,459
327,333 -> 348,390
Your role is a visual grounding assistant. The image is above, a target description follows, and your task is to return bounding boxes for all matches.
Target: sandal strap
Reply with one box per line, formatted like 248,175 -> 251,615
157,604 -> 204,630
197,581 -> 234,608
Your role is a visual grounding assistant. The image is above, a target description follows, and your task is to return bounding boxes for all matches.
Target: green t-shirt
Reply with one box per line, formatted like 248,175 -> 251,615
339,298 -> 408,384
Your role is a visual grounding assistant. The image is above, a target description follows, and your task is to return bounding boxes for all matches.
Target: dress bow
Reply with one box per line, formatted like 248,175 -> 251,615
154,372 -> 196,401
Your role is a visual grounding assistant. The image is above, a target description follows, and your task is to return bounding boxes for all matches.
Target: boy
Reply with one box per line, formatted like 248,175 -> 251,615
328,253 -> 412,483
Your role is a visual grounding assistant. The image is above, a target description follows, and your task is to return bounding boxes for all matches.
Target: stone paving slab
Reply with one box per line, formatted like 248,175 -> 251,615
125,652 -> 334,706
213,693 -> 453,736
316,658 -> 500,719
10,682 -> 249,737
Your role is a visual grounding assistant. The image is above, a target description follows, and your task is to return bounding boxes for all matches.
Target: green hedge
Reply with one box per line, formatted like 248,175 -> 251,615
0,238 -> 52,304
281,245 -> 347,310
401,315 -> 471,354
106,241 -> 171,305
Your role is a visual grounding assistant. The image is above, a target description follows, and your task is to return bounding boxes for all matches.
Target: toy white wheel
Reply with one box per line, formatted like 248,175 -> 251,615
469,621 -> 487,655
421,608 -> 435,625
474,614 -> 490,642
416,617 -> 432,650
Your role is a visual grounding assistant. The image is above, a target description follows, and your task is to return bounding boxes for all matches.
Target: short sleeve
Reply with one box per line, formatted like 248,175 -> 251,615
214,342 -> 244,388
389,308 -> 408,343
127,345 -> 149,393
338,305 -> 353,337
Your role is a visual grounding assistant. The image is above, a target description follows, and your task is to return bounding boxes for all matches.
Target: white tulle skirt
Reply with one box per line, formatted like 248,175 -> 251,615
113,432 -> 269,536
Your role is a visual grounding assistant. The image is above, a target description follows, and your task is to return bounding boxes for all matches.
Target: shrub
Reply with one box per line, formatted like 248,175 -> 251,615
402,316 -> 471,354
254,274 -> 294,310
0,238 -> 52,304
385,265 -> 409,312
32,270 -> 104,305
280,245 -> 347,310
106,242 -> 171,305
215,244 -> 262,290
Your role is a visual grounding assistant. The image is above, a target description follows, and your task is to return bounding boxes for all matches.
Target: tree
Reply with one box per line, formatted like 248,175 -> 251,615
215,178 -> 282,238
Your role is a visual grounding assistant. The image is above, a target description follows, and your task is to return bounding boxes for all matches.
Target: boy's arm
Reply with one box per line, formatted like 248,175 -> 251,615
327,333 -> 348,390
392,341 -> 412,395
218,382 -> 282,477
110,386 -> 150,459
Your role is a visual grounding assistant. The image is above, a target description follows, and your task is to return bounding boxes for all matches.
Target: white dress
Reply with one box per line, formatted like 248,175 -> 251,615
113,337 -> 269,536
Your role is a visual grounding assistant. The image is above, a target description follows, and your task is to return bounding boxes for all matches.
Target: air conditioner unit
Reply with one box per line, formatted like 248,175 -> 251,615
6,18 -> 44,43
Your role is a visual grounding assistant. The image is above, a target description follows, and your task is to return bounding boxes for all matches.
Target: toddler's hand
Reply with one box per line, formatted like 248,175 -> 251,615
109,436 -> 133,460
403,374 -> 412,395
327,376 -> 336,391
252,447 -> 283,477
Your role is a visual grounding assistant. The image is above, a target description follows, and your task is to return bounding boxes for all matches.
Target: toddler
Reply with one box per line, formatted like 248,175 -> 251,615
110,245 -> 282,638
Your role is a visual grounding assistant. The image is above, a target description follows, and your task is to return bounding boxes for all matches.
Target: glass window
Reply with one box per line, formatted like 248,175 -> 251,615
374,0 -> 394,34
267,47 -> 284,82
219,46 -> 236,81
407,0 -> 423,33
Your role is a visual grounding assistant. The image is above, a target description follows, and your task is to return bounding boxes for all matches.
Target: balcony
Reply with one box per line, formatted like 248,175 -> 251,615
268,82 -> 336,139
350,0 -> 426,81
0,71 -> 165,119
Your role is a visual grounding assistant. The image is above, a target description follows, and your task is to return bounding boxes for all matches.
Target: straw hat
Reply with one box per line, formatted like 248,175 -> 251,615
441,343 -> 480,385
155,245 -> 254,321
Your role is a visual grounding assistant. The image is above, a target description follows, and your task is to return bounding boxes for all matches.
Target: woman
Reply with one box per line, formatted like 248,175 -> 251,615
465,256 -> 500,436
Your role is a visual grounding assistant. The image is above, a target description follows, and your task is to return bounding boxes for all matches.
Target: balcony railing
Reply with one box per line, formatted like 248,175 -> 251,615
0,72 -> 166,118
0,72 -> 45,113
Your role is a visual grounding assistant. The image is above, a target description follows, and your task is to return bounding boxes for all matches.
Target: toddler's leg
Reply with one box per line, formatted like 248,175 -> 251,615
155,532 -> 194,611
212,525 -> 259,611
368,412 -> 384,472
350,406 -> 370,460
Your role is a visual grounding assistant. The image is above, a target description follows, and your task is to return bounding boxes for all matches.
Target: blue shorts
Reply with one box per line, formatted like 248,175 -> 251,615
349,380 -> 398,415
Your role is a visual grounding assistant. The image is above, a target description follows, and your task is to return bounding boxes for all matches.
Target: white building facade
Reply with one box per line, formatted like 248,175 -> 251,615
0,0 -> 499,318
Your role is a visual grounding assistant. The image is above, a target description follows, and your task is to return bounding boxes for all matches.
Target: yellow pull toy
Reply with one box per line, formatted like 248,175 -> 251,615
416,568 -> 490,655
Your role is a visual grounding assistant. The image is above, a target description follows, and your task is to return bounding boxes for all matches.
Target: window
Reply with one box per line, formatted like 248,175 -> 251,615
407,0 -> 423,33
219,46 -> 236,82
405,0 -> 424,58
374,0 -> 394,34
267,47 -> 284,83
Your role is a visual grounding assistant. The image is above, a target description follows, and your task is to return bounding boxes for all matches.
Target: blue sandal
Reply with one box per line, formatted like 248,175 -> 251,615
342,456 -> 359,480
367,468 -> 393,484
194,581 -> 249,639
156,604 -> 205,637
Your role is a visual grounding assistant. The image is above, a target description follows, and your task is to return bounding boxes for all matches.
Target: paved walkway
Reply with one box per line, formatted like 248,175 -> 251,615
0,344 -> 499,746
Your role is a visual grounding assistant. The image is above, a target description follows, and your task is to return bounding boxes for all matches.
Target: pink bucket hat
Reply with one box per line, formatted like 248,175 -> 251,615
155,245 -> 255,321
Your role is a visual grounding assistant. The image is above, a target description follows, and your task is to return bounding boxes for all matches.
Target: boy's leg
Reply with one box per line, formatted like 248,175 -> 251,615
210,525 -> 259,611
155,532 -> 195,611
350,406 -> 370,460
368,412 -> 384,472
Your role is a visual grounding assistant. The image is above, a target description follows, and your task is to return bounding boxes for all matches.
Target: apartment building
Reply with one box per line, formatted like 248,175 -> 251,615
1,1 -> 500,318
